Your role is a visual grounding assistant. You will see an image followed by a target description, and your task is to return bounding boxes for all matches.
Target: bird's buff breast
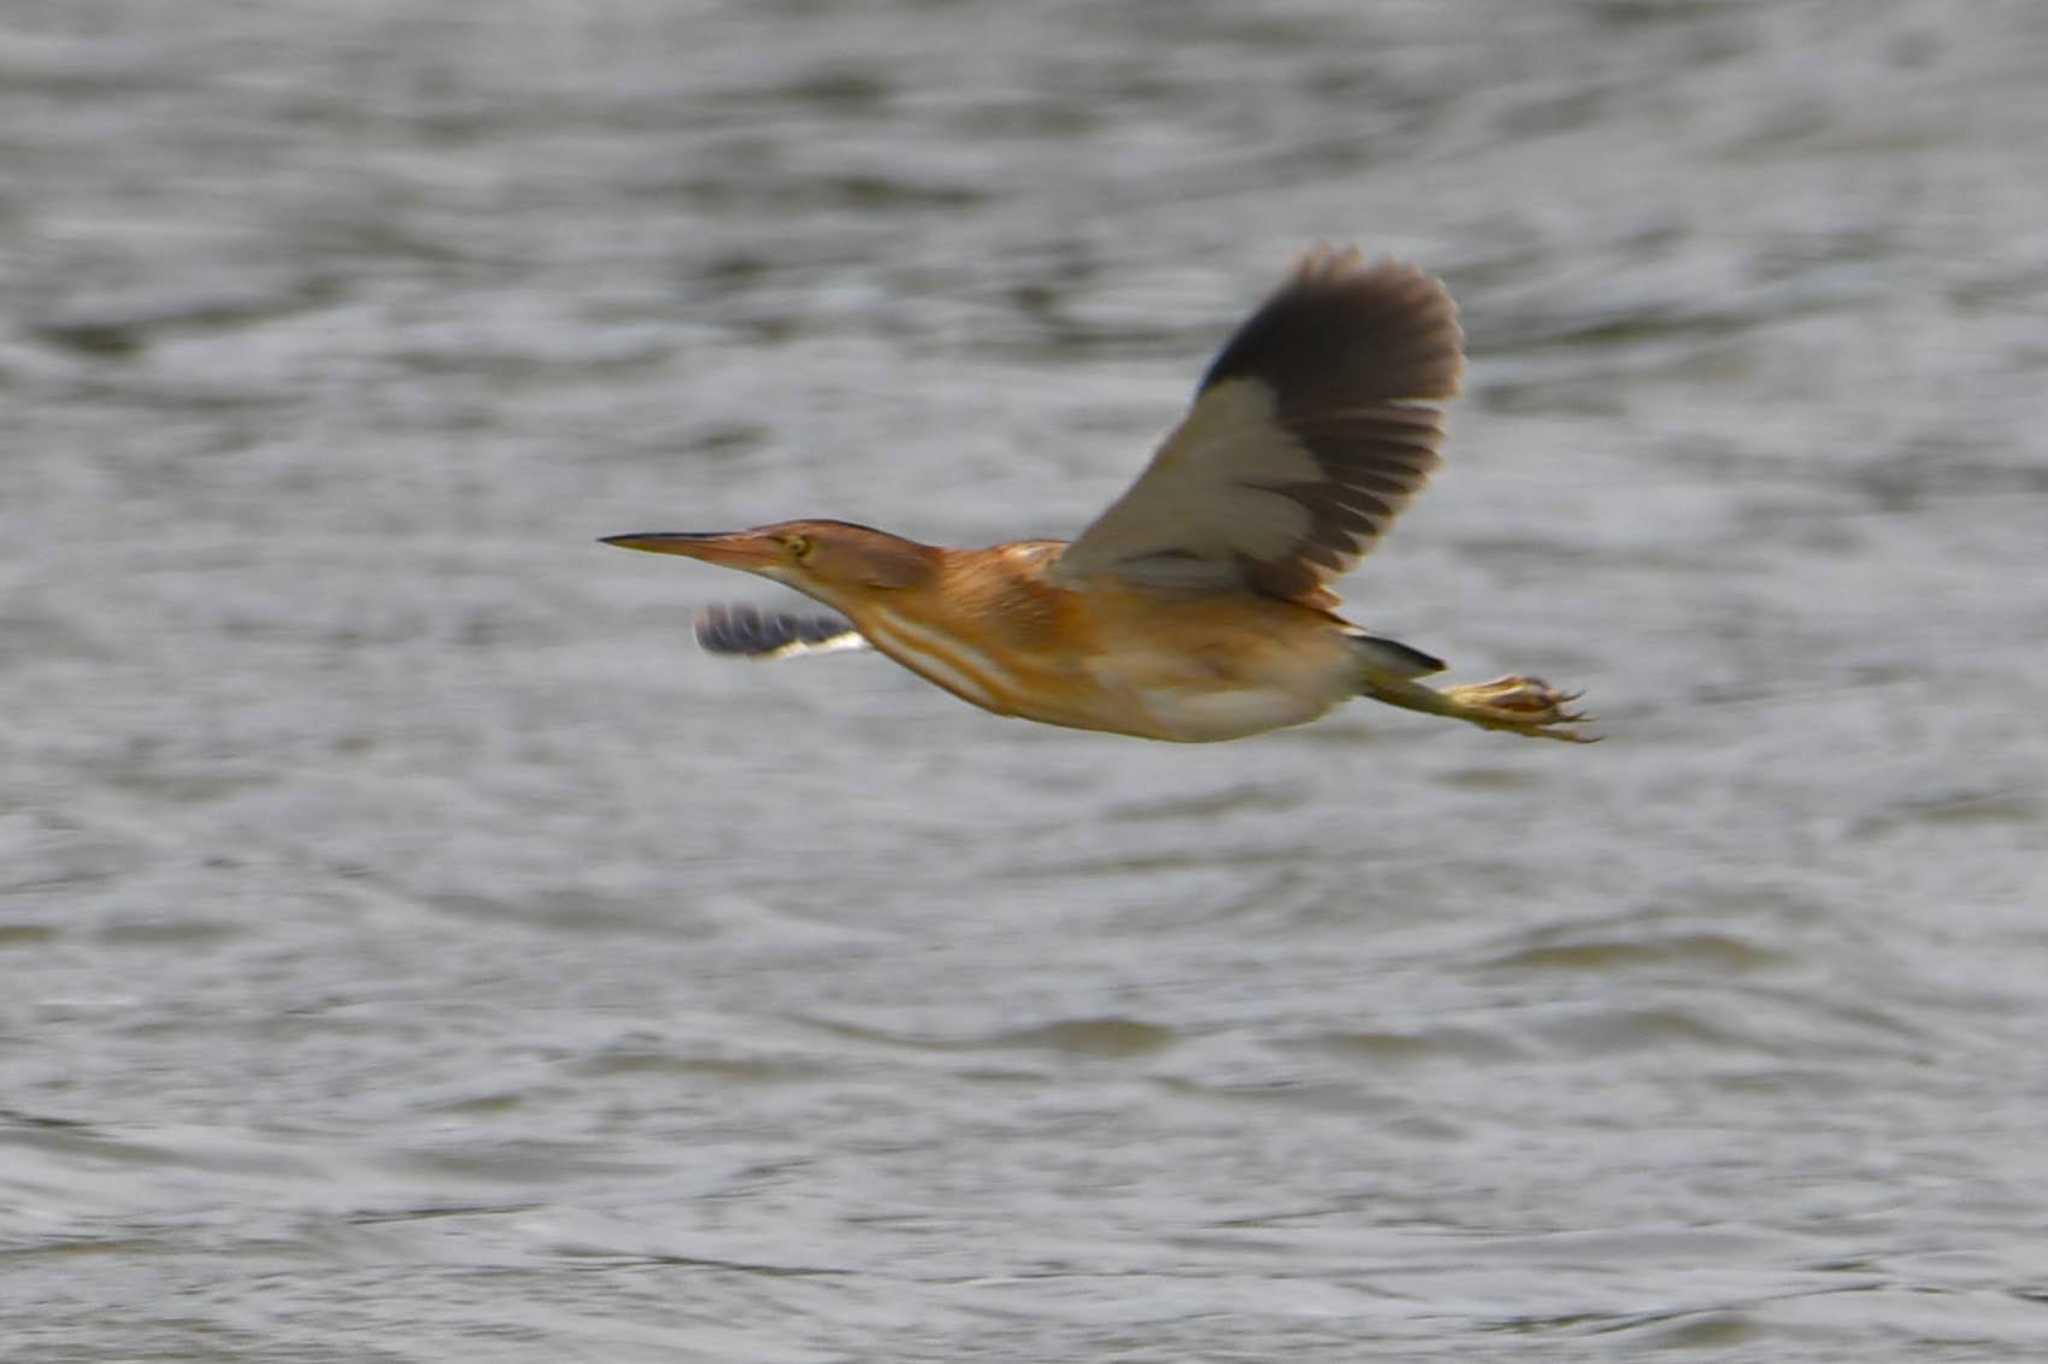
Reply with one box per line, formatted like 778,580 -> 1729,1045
855,594 -> 1357,743
1123,680 -> 1345,742
1084,639 -> 1357,741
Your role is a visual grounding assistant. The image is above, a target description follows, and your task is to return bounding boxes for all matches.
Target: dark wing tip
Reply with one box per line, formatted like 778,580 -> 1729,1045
1200,247 -> 1464,407
694,603 -> 860,658
1202,249 -> 1464,605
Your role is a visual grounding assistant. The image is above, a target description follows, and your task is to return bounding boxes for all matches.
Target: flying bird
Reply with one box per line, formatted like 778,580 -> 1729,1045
605,247 -> 1592,743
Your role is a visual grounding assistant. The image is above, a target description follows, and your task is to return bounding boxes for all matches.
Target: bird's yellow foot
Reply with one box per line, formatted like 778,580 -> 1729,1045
1440,675 -> 1597,742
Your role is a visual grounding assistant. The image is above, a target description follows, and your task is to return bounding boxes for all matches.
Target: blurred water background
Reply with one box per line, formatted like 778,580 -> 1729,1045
5,1 -> 2048,1359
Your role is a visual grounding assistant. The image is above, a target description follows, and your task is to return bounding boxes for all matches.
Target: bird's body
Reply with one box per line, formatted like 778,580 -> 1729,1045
807,538 -> 1370,741
606,248 -> 1593,743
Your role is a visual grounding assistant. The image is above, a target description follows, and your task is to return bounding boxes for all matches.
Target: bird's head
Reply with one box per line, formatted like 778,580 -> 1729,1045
601,519 -> 936,611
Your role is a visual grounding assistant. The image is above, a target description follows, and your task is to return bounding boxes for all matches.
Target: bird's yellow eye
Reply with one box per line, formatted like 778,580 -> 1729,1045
786,534 -> 813,561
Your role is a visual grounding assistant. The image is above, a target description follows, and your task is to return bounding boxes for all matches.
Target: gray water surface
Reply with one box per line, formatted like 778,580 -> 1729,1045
5,2 -> 2048,1360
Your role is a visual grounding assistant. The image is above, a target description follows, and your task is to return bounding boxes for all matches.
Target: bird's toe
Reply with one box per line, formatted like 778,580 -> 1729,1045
1445,676 -> 1599,742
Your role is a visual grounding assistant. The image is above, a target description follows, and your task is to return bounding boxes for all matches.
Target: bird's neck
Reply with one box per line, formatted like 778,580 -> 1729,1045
832,540 -> 1070,647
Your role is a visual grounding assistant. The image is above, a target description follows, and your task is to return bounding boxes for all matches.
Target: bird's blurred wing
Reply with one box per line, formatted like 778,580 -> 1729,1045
1050,248 -> 1462,608
695,604 -> 870,661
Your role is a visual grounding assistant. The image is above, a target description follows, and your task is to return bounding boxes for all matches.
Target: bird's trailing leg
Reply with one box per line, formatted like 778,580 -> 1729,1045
1359,671 -> 1597,743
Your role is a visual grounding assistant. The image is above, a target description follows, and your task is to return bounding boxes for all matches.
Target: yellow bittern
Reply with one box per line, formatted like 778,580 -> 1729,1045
605,247 -> 1592,743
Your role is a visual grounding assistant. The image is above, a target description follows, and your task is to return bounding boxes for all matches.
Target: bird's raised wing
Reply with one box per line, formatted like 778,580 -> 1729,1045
1049,247 -> 1463,609
695,604 -> 870,661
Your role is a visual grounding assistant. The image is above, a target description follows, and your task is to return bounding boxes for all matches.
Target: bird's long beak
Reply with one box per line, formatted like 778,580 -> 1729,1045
600,531 -> 780,569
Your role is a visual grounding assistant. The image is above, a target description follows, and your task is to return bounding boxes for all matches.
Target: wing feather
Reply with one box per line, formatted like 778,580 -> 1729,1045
694,604 -> 870,661
1050,247 -> 1463,607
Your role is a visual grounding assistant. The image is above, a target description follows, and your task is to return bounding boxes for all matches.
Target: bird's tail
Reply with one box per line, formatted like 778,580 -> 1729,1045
1344,630 -> 1445,680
